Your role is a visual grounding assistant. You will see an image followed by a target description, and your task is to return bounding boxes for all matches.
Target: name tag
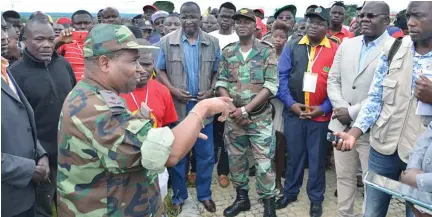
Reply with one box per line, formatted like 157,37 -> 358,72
303,72 -> 318,93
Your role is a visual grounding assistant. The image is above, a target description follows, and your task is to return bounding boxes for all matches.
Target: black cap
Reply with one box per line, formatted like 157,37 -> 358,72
232,8 -> 256,22
305,6 -> 330,23
274,5 -> 297,18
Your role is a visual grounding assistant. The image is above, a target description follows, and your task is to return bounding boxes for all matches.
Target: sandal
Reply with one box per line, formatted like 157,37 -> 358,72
188,172 -> 196,185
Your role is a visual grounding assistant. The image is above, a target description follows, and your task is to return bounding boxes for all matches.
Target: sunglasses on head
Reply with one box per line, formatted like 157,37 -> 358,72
359,13 -> 387,19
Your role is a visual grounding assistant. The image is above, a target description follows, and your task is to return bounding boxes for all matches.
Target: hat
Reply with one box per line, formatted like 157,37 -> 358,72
274,5 -> 297,18
83,24 -> 147,58
143,5 -> 158,12
305,6 -> 330,23
356,1 -> 366,10
253,9 -> 264,16
137,19 -> 153,30
57,17 -> 71,25
151,11 -> 169,23
153,1 -> 175,13
232,8 -> 256,22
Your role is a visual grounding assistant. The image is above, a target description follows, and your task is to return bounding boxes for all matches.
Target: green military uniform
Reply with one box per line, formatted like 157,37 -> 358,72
57,24 -> 174,217
215,38 -> 279,199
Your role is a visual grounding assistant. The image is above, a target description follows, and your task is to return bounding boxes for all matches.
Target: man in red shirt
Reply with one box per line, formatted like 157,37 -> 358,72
328,2 -> 355,44
121,39 -> 178,128
57,10 -> 94,82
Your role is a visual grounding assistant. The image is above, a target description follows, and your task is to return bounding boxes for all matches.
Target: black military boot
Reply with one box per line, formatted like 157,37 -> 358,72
223,189 -> 251,217
263,197 -> 277,217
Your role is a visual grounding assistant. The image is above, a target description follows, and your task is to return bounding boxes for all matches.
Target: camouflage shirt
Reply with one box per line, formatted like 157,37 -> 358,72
57,79 -> 174,217
215,39 -> 278,107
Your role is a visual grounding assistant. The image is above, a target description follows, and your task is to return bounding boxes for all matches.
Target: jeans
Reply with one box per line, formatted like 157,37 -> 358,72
364,147 -> 414,217
168,101 -> 215,204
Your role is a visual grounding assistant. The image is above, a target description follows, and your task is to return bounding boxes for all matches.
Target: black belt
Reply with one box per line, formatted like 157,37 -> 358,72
249,102 -> 273,117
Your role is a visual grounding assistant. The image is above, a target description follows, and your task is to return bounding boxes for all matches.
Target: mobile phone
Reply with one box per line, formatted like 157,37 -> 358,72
327,132 -> 341,142
72,31 -> 88,43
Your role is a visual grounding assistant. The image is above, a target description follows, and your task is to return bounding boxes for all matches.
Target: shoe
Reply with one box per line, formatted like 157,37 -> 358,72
187,172 -> 196,185
263,197 -> 277,217
357,175 -> 364,187
219,175 -> 230,188
310,202 -> 323,217
276,196 -> 297,209
249,166 -> 256,177
223,189 -> 251,217
172,202 -> 184,214
201,199 -> 216,213
334,189 -> 337,197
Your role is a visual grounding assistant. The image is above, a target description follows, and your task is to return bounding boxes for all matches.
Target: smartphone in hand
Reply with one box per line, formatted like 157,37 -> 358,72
327,132 -> 341,143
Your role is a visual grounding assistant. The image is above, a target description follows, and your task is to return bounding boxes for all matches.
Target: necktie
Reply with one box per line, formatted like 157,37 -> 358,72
1,57 -> 10,85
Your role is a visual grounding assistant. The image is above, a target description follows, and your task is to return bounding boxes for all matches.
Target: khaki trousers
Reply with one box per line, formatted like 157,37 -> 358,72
334,135 -> 370,217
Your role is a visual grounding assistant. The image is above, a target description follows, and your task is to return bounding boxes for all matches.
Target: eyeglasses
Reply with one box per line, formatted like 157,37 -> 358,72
358,13 -> 388,19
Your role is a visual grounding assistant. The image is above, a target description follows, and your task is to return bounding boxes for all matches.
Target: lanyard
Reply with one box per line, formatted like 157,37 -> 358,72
130,85 -> 150,109
306,46 -> 323,72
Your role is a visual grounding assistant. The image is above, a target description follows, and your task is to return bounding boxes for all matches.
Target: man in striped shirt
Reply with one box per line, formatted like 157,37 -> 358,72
57,10 -> 94,82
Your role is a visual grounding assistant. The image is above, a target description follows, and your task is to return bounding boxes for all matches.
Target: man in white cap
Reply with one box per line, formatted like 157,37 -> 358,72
150,10 -> 169,44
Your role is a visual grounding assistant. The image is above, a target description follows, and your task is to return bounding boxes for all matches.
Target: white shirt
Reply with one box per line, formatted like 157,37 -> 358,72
210,30 -> 239,49
5,74 -> 18,96
240,49 -> 252,61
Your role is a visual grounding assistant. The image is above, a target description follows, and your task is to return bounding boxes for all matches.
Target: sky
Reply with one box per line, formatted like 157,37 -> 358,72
2,0 -> 410,15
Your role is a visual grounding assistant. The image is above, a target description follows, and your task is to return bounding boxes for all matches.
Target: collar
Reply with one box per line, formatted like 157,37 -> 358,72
298,35 -> 331,48
22,49 -> 59,67
181,32 -> 200,45
329,26 -> 351,36
169,28 -> 209,46
362,31 -> 390,47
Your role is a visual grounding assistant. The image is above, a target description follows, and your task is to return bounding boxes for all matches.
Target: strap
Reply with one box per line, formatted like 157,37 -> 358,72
387,37 -> 403,74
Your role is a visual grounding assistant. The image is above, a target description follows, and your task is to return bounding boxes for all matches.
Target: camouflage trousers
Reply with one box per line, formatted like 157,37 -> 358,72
224,107 -> 279,199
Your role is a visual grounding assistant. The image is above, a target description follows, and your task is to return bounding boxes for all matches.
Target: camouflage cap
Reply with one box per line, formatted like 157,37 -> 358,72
83,24 -> 147,57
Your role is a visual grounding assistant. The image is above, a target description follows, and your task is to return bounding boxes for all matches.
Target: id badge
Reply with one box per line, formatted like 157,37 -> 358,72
303,72 -> 318,93
140,102 -> 153,119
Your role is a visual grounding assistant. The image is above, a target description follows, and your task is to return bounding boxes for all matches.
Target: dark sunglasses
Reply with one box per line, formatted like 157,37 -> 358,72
359,13 -> 387,19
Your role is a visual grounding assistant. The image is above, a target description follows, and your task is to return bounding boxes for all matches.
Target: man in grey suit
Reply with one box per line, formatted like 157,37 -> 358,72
327,2 -> 394,216
1,15 -> 49,217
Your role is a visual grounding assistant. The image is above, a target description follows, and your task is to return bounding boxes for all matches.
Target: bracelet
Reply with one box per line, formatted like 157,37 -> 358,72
189,110 -> 205,129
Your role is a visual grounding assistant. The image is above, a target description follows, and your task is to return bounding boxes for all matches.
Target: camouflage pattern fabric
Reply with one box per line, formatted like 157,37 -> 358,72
83,24 -> 147,57
57,79 -> 166,217
215,39 -> 279,199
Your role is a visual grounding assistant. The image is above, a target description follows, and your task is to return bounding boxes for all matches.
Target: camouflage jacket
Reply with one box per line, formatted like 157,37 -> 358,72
215,39 -> 278,107
57,79 -> 174,217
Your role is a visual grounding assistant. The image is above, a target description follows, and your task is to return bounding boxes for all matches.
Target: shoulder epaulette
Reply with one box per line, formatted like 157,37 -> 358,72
222,42 -> 237,51
260,40 -> 275,48
99,90 -> 126,115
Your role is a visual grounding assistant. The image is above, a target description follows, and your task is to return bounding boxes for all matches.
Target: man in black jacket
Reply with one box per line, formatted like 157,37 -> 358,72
9,17 -> 76,217
2,15 -> 49,217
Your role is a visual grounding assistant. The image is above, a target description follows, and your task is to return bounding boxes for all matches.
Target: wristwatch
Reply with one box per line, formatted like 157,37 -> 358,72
241,106 -> 249,119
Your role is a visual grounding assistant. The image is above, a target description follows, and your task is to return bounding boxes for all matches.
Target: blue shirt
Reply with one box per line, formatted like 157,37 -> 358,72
358,32 -> 390,73
157,33 -> 221,97
276,46 -> 332,114
353,43 -> 432,133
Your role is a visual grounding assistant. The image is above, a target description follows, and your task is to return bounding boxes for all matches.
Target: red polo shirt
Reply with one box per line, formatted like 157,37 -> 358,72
58,41 -> 84,82
120,79 -> 178,127
327,27 -> 355,44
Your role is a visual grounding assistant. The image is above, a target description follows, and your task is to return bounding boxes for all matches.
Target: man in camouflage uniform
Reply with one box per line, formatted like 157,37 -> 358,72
57,24 -> 232,217
215,9 -> 279,217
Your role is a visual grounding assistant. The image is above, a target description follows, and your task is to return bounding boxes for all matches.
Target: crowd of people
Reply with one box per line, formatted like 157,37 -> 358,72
1,1 -> 432,217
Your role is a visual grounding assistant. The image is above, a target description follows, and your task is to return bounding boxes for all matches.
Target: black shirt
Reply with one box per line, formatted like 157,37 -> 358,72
10,49 -> 76,165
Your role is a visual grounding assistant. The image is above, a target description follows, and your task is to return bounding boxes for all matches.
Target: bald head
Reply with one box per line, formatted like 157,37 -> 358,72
363,1 -> 390,15
101,7 -> 121,24
201,15 -> 218,33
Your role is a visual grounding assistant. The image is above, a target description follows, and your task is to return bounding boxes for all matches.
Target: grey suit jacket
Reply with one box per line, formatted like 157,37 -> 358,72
407,122 -> 432,192
1,70 -> 47,217
327,32 -> 394,132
